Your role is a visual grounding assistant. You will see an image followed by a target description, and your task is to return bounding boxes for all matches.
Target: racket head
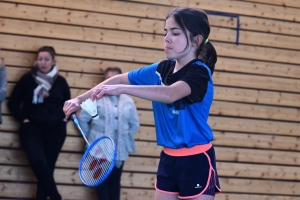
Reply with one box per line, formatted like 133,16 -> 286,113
79,136 -> 117,187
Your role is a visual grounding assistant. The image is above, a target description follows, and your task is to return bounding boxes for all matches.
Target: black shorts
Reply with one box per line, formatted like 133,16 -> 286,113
155,144 -> 221,199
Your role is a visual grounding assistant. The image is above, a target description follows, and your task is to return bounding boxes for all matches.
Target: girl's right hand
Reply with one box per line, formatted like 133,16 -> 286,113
63,98 -> 81,119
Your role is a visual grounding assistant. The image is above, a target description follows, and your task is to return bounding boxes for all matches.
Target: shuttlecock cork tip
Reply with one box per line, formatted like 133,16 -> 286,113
80,98 -> 99,120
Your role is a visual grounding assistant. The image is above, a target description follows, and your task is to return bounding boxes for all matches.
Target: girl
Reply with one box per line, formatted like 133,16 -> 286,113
64,7 -> 221,200
8,46 -> 70,200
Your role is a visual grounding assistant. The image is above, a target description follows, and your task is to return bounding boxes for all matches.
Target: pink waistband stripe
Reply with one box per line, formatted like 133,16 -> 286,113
163,143 -> 212,156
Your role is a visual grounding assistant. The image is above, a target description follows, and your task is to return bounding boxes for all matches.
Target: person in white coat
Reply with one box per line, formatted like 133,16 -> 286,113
78,67 -> 140,200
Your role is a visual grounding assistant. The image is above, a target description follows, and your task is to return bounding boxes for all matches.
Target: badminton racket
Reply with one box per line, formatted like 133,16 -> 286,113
72,113 -> 117,187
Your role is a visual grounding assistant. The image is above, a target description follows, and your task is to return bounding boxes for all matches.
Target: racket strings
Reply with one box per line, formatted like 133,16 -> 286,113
80,138 -> 116,185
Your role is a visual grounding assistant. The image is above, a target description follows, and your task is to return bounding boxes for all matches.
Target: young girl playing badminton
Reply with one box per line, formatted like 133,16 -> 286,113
64,7 -> 221,200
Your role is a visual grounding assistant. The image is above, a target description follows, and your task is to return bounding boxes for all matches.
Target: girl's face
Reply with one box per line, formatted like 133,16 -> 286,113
36,52 -> 55,74
164,17 -> 198,63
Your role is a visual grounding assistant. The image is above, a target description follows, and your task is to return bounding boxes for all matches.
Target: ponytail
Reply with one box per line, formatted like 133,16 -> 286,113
198,41 -> 217,75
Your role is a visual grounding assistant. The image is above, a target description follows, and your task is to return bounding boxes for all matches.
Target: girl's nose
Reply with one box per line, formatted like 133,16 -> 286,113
164,33 -> 170,43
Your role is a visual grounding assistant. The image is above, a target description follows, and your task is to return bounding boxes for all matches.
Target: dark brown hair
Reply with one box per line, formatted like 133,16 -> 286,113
166,7 -> 217,74
32,46 -> 56,75
36,46 -> 56,59
104,67 -> 122,79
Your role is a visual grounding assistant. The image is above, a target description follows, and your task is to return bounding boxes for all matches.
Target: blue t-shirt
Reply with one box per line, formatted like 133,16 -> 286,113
128,59 -> 214,149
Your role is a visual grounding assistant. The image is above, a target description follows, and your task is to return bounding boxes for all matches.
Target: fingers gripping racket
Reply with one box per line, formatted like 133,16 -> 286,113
72,113 -> 117,187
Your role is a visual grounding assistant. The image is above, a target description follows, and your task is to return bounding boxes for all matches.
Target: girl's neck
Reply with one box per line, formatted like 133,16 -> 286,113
173,57 -> 197,73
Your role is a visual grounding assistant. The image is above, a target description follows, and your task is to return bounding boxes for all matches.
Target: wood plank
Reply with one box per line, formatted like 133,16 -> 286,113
210,100 -> 300,122
0,182 -> 96,199
217,161 -> 300,180
240,0 -> 300,8
0,17 -> 164,49
214,71 -> 300,93
2,124 -> 300,152
1,50 -> 141,74
0,181 -> 299,200
0,182 -> 155,200
6,66 -> 103,89
2,33 -> 300,66
5,80 -> 300,109
63,113 -> 300,137
240,15 -> 300,37
4,50 -> 300,79
1,142 -> 300,166
3,0 -> 300,37
218,194 -> 300,200
219,177 -> 300,195
0,33 -> 166,64
0,166 -> 300,195
2,165 -> 300,195
2,112 -> 300,137
6,65 -> 300,93
129,0 -> 300,22
216,147 -> 300,166
238,29 -> 300,50
0,165 -> 157,188
2,16 -> 300,53
1,150 -> 300,181
0,0 -> 237,28
125,157 -> 300,181
3,94 -> 300,123
2,91 -> 300,125
210,116 -> 300,136
213,131 -> 300,151
4,12 -> 300,51
214,86 -> 300,108
217,57 -> 300,79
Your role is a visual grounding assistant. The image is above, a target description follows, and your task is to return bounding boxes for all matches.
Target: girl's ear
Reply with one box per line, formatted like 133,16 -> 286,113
192,35 -> 203,47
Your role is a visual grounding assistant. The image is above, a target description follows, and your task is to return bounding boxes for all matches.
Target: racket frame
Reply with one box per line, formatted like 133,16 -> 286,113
78,135 -> 117,187
72,113 -> 117,187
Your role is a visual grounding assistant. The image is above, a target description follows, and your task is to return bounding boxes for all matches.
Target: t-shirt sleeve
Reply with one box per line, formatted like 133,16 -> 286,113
128,62 -> 160,85
181,65 -> 211,103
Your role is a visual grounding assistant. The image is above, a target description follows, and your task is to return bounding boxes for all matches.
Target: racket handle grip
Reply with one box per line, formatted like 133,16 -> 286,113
72,113 -> 79,125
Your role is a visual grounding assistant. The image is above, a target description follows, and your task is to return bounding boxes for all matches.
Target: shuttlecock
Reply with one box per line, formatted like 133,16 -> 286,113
80,98 -> 99,120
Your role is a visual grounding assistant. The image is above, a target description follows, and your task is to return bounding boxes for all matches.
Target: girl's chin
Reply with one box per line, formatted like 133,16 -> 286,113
165,54 -> 175,60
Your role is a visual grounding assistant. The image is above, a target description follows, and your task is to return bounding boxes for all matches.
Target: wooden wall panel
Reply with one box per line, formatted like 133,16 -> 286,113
0,0 -> 299,199
240,0 -> 300,8
128,0 -> 300,22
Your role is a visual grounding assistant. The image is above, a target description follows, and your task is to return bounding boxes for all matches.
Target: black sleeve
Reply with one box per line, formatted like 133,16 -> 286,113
181,65 -> 210,103
8,74 -> 30,122
62,77 -> 71,103
62,77 -> 71,121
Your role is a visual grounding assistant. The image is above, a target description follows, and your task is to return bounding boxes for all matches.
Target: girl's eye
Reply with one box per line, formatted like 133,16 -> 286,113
173,32 -> 180,36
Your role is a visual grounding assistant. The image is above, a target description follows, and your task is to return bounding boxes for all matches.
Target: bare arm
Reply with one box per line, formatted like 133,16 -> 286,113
64,71 -> 191,118
93,80 -> 191,104
63,73 -> 130,118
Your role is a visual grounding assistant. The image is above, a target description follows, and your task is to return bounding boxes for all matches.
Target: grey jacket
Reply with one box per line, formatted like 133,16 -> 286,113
78,94 -> 140,162
0,64 -> 7,124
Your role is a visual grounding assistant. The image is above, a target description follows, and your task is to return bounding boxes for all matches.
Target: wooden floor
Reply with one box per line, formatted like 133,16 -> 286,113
0,0 -> 300,199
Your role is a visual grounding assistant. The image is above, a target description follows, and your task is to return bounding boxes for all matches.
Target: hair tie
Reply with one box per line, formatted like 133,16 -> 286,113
205,38 -> 209,43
